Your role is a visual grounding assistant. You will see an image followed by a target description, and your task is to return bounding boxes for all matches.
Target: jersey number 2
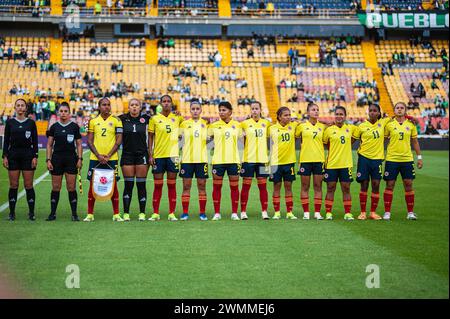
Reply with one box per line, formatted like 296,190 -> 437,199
101,128 -> 107,136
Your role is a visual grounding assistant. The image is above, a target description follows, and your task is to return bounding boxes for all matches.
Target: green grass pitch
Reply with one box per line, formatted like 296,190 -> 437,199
0,150 -> 448,298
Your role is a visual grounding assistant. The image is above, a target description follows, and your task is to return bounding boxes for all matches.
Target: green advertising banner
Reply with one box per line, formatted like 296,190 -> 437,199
358,12 -> 449,29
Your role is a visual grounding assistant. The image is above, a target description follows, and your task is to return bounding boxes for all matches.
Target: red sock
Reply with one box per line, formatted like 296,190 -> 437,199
212,179 -> 223,214
111,182 -> 119,214
152,179 -> 163,214
198,192 -> 207,214
405,191 -> 415,213
344,199 -> 352,214
240,179 -> 252,212
359,191 -> 368,213
88,183 -> 95,214
286,195 -> 293,213
370,192 -> 380,213
167,179 -> 177,213
257,179 -> 268,212
182,193 -> 190,214
230,180 -> 239,214
314,196 -> 322,213
273,195 -> 280,212
325,198 -> 334,213
384,189 -> 393,212
301,196 -> 309,213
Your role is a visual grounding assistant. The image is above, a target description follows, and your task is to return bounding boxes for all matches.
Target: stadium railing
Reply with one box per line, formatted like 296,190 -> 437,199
231,8 -> 355,18
0,5 -> 51,15
158,7 -> 219,16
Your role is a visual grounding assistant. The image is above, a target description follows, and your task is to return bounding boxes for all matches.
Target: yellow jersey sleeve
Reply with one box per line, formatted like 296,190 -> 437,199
148,117 -> 155,133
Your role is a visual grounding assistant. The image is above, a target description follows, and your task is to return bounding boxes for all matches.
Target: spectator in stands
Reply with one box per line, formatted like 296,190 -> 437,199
425,123 -> 439,135
431,79 -> 439,90
167,38 -> 175,48
407,98 -> 420,111
94,1 -> 102,15
129,38 -> 140,48
236,79 -> 248,88
158,56 -> 170,65
117,61 -> 123,72
213,51 -> 222,67
288,93 -> 298,103
266,1 -> 275,16
338,86 -> 346,102
247,47 -> 254,58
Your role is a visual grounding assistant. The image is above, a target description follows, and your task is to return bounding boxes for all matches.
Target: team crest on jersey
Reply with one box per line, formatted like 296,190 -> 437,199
262,123 -> 266,127
109,122 -> 113,127
232,125 -> 236,129
406,127 -> 410,131
67,134 -> 74,143
140,118 -> 145,124
318,128 -> 322,131
201,124 -> 205,128
288,126 -> 292,130
378,123 -> 382,127
346,129 -> 349,133
25,131 -> 31,139
171,118 -> 175,122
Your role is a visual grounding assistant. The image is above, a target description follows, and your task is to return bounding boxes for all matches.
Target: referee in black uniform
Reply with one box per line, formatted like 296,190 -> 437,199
2,99 -> 38,221
119,98 -> 150,221
45,102 -> 83,221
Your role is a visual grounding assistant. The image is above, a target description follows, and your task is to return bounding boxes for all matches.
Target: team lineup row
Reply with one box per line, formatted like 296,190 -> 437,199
1,95 -> 423,222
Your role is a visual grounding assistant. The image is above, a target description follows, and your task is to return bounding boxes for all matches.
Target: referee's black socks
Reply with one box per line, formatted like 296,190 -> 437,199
136,178 -> 147,214
8,188 -> 18,215
50,191 -> 60,215
123,177 -> 135,214
68,191 -> 78,216
25,188 -> 35,217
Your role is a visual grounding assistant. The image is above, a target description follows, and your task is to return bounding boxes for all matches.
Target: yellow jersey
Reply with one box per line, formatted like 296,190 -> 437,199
269,122 -> 298,165
148,113 -> 183,159
179,118 -> 208,163
353,117 -> 391,160
385,119 -> 418,162
208,119 -> 242,165
88,115 -> 123,161
241,118 -> 270,164
323,123 -> 356,169
295,121 -> 326,163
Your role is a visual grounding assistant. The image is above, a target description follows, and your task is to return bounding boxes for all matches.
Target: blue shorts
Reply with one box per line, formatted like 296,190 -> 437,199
356,155 -> 383,182
383,161 -> 415,181
269,163 -> 296,183
87,160 -> 120,181
324,168 -> 353,183
180,163 -> 209,179
212,164 -> 240,177
152,157 -> 179,174
240,162 -> 270,178
298,162 -> 324,176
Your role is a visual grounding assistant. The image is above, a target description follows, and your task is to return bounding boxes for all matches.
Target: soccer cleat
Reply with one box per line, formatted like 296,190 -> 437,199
261,211 -> 269,220
123,213 -> 131,222
148,213 -> 160,221
407,212 -> 417,220
8,213 -> 15,221
212,213 -> 221,221
112,214 -> 124,222
46,213 -> 56,221
325,213 -> 333,220
28,213 -> 36,221
71,215 -> 80,222
314,212 -> 324,220
303,212 -> 310,220
199,213 -> 208,221
240,212 -> 248,220
180,213 -> 189,221
286,212 -> 298,220
168,213 -> 178,221
272,211 -> 281,220
383,212 -> 391,221
369,213 -> 382,220
357,212 -> 367,220
231,213 -> 240,221
138,213 -> 146,221
83,214 -> 94,222
344,213 -> 354,221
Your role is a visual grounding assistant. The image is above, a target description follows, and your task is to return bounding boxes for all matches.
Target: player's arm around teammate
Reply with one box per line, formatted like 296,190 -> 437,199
323,106 -> 357,221
239,101 -> 270,220
84,97 -> 123,222
45,102 -> 83,221
382,102 -> 423,221
179,101 -> 209,221
295,103 -> 326,220
119,98 -> 150,222
147,95 -> 182,221
269,107 -> 298,220
208,101 -> 242,221
2,99 -> 38,221
352,104 -> 389,221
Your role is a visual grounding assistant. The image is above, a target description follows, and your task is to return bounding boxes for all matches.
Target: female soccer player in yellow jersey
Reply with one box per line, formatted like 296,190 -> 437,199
85,98 -> 123,222
268,107 -> 298,220
179,101 -> 209,221
352,104 -> 391,220
295,103 -> 326,220
148,95 -> 183,221
323,106 -> 357,221
208,101 -> 242,221
240,101 -> 271,220
383,102 -> 423,221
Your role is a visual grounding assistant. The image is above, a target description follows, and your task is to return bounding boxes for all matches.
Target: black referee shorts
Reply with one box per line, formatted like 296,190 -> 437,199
120,153 -> 150,166
7,151 -> 36,171
50,154 -> 78,175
